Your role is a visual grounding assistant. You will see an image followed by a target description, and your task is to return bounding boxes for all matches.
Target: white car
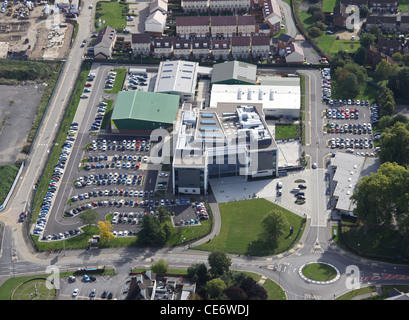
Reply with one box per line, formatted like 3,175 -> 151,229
72,289 -> 79,297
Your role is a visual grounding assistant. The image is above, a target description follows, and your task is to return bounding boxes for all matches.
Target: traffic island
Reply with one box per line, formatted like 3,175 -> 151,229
299,262 -> 340,284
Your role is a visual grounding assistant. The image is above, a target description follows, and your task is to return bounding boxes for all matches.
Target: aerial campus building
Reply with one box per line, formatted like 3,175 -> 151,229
172,103 -> 278,195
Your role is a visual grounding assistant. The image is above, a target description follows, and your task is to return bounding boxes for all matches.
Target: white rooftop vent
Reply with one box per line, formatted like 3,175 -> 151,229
269,89 -> 274,100
247,88 -> 252,100
237,88 -> 242,100
258,89 -> 263,100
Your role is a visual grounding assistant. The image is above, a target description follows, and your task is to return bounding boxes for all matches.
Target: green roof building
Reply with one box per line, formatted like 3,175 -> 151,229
110,91 -> 180,134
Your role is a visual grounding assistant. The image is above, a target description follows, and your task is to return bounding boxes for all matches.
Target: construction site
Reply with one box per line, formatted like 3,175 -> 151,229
0,1 -> 74,60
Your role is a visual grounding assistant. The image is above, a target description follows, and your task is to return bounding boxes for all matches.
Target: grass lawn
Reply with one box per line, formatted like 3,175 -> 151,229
95,1 -> 128,31
323,0 -> 340,12
275,124 -> 299,140
0,165 -> 19,205
399,0 -> 408,12
193,198 -> 306,256
302,263 -> 337,281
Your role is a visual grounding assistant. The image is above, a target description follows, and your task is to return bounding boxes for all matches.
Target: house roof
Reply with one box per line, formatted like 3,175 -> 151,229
277,33 -> 294,43
366,15 -> 398,24
94,26 -> 115,48
192,38 -> 211,50
176,15 -> 209,26
251,35 -> 270,46
237,15 -> 256,25
149,0 -> 168,13
287,42 -> 304,56
263,0 -> 281,18
131,33 -> 151,44
211,15 -> 237,26
231,36 -> 251,46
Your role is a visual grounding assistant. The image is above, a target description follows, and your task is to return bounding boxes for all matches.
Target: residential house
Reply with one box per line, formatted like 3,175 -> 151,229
263,0 -> 282,36
125,270 -> 196,300
366,45 -> 395,66
132,33 -> 151,57
342,0 -> 368,6
176,16 -> 210,38
192,38 -> 211,58
400,15 -> 409,33
153,37 -> 173,58
209,0 -> 251,12
276,33 -> 294,51
368,0 -> 399,13
285,42 -> 304,64
378,37 -> 403,55
149,0 -> 168,14
251,35 -> 270,58
211,39 -> 231,59
231,36 -> 251,58
258,23 -> 272,35
173,38 -> 192,59
145,10 -> 167,35
332,4 -> 349,29
93,26 -> 117,59
210,16 -> 237,37
181,0 -> 209,12
237,15 -> 256,36
365,15 -> 398,31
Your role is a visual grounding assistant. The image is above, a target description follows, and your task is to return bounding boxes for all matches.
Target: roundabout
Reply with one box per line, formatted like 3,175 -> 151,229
299,262 -> 340,285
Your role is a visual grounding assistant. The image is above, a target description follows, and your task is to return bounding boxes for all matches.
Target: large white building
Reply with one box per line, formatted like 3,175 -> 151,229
209,78 -> 301,119
172,104 -> 278,195
154,60 -> 199,101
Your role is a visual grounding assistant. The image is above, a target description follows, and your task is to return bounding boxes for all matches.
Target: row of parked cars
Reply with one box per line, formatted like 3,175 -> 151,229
74,171 -> 145,188
34,123 -> 79,236
329,137 -> 374,150
90,101 -> 108,131
327,107 -> 360,120
329,122 -> 372,135
104,71 -> 117,90
322,68 -> 332,101
88,138 -> 150,153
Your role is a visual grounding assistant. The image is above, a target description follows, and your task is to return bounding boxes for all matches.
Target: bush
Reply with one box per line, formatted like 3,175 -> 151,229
308,27 -> 322,38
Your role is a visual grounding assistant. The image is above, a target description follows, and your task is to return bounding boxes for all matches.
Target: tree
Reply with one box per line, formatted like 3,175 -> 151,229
80,209 -> 99,227
151,259 -> 168,275
359,4 -> 370,18
308,27 -> 322,38
377,87 -> 395,117
138,214 -> 166,246
240,276 -> 268,300
337,72 -> 360,97
352,162 -> 409,235
98,221 -> 115,242
354,46 -> 367,65
375,59 -> 392,81
359,33 -> 375,47
187,263 -> 209,287
402,54 -> 409,67
262,210 -> 289,243
379,122 -> 409,166
206,278 -> 227,299
392,52 -> 403,62
208,251 -> 231,276
224,286 -> 248,300
388,66 -> 409,102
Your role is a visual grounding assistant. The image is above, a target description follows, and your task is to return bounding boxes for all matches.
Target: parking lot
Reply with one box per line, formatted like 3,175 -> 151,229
320,68 -> 378,158
37,64 -> 207,243
59,272 -> 131,300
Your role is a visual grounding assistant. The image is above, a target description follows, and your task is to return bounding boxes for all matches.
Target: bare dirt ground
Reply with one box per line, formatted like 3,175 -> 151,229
0,4 -> 73,60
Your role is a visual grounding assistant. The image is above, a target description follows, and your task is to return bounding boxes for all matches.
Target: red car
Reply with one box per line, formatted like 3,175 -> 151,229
85,83 -> 92,87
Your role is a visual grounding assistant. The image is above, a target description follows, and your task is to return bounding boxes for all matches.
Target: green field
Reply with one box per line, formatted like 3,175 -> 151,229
275,124 -> 299,140
95,1 -> 128,31
399,0 -> 408,12
323,0 -> 340,12
194,198 -> 306,256
298,9 -> 360,57
0,165 -> 19,205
